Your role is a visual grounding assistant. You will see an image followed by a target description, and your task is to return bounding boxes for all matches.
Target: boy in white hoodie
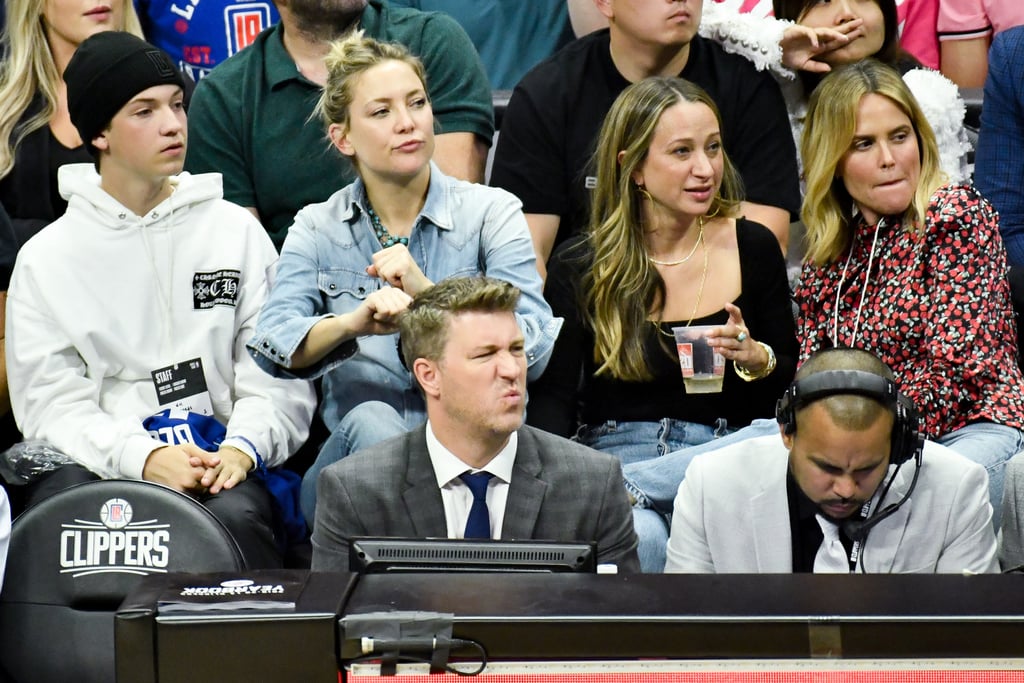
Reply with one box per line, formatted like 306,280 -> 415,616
4,31 -> 316,567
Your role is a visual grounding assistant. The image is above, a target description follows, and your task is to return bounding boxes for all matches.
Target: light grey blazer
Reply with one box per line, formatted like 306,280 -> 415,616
311,424 -> 640,572
665,435 -> 999,574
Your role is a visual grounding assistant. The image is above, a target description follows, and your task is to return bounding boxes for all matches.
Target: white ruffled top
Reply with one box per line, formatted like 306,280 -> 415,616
699,2 -> 971,185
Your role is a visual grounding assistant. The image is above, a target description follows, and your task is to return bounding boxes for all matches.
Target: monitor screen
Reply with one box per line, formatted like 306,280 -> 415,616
349,537 -> 597,574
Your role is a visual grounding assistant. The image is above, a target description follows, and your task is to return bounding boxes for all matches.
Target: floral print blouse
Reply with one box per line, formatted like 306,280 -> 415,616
795,183 -> 1024,437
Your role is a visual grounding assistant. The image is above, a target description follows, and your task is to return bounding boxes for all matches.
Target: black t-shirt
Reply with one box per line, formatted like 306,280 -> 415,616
527,218 -> 798,437
0,200 -> 14,291
47,129 -> 89,221
490,30 -> 801,252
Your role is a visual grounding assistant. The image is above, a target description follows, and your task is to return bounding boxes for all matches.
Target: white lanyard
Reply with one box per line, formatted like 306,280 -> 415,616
831,218 -> 885,348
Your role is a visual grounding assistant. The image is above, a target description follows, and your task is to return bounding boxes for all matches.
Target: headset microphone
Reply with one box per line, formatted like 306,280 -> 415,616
776,364 -> 926,552
843,508 -> 894,543
842,458 -> 921,542
843,441 -> 923,542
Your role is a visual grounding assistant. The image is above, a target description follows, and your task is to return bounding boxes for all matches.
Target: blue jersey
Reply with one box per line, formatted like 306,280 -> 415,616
135,0 -> 279,81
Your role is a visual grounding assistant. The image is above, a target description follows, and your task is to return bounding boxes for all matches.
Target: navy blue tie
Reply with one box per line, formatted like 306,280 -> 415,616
460,471 -> 494,539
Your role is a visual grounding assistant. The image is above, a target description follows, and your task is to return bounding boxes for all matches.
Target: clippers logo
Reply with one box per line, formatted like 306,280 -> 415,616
193,269 -> 241,309
60,498 -> 171,577
225,4 -> 273,57
101,498 -> 132,529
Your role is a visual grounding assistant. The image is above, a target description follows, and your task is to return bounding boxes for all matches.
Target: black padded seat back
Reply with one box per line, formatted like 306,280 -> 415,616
0,479 -> 245,683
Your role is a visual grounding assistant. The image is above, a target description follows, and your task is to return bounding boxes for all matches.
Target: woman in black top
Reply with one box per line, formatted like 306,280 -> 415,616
528,76 -> 797,466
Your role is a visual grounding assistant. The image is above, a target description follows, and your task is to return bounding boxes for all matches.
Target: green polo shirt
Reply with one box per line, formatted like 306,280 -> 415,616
184,0 -> 494,249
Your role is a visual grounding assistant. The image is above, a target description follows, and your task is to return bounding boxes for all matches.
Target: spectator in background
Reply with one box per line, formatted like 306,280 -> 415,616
567,0 -> 609,34
709,0 -> 970,184
135,0 -> 279,81
246,32 -> 558,524
184,0 -> 493,249
975,25 -> 1024,266
0,0 -> 142,246
489,0 -> 801,278
386,1 -> 575,90
896,0 -> 940,69
938,0 -> 1024,87
684,0 -> 940,78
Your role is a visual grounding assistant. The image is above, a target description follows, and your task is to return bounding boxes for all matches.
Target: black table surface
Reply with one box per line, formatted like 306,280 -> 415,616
341,573 -> 1024,659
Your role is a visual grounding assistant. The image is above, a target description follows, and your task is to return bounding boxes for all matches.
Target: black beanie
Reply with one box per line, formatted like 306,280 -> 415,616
64,31 -> 185,155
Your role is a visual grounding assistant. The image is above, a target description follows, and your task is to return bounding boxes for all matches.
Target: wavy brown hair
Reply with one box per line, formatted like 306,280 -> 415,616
585,76 -> 743,381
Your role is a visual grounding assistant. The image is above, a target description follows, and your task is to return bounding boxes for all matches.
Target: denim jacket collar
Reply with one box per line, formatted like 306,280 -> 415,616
338,162 -> 454,235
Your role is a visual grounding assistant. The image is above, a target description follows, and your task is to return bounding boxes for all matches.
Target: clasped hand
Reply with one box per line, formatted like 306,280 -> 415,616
350,244 -> 433,336
143,443 -> 254,497
366,244 -> 432,296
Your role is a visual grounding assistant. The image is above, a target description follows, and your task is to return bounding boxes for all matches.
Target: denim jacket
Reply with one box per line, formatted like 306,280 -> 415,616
247,163 -> 561,432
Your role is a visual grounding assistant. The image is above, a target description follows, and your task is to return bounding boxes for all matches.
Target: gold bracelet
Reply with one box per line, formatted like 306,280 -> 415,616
734,341 -> 776,382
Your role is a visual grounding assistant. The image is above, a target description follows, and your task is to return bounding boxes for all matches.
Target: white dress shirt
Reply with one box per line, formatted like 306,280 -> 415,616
426,421 -> 517,539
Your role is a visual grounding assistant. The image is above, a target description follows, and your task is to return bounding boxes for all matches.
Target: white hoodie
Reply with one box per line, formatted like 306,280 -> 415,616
6,164 -> 315,479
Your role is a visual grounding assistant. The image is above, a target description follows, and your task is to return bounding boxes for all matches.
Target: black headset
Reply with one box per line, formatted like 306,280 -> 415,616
776,369 -> 924,467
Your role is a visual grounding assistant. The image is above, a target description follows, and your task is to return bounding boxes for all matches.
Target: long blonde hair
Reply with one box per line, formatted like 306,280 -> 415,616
801,60 -> 945,265
0,1 -> 143,178
585,76 -> 743,381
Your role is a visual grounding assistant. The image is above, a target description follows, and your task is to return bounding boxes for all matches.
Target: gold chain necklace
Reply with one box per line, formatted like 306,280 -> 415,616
648,216 -> 704,266
653,225 -> 709,336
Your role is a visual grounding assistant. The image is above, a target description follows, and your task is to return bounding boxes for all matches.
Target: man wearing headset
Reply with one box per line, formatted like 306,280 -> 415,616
664,347 -> 999,574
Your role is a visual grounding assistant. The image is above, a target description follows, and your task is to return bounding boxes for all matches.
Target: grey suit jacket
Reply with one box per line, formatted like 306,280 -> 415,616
665,435 -> 999,574
311,424 -> 640,572
999,451 -> 1024,570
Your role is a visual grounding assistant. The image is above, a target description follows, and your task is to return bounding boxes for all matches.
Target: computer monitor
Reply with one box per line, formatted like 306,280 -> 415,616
349,537 -> 597,574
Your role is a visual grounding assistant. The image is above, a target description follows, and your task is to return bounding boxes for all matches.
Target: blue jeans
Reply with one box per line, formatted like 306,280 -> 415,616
622,418 -> 779,513
576,418 -> 733,467
936,421 -> 1024,530
576,418 -> 734,573
620,418 -> 778,573
300,400 -> 426,524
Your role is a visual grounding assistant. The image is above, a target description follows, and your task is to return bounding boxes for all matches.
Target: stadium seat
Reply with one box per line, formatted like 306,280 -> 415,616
0,479 -> 245,683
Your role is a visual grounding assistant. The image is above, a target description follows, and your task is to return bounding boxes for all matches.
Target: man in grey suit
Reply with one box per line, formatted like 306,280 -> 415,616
311,276 -> 640,572
666,348 -> 998,574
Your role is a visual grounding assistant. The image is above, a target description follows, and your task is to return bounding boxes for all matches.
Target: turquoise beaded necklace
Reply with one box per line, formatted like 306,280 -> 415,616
366,204 -> 409,248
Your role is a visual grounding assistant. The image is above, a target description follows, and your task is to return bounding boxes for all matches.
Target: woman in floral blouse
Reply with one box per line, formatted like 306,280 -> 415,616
795,59 -> 1024,524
